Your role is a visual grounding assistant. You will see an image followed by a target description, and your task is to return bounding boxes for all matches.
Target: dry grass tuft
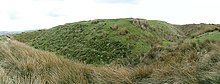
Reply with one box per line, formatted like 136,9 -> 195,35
0,40 -> 136,84
0,40 -> 219,84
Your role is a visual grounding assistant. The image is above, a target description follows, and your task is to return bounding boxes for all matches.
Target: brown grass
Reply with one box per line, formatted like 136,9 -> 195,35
0,40 -> 220,84
0,40 -> 155,84
136,40 -> 220,83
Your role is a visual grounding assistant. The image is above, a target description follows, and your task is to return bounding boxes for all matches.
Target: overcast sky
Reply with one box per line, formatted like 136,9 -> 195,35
0,0 -> 220,31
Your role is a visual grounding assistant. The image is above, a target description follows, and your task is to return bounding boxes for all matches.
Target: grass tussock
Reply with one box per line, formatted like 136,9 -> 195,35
0,40 -> 139,84
1,39 -> 220,84
134,40 -> 220,83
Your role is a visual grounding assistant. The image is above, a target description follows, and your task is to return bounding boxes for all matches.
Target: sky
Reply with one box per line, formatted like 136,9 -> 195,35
0,0 -> 220,31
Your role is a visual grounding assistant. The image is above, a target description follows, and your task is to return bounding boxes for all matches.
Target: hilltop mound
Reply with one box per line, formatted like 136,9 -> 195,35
13,18 -> 220,65
14,18 -> 181,64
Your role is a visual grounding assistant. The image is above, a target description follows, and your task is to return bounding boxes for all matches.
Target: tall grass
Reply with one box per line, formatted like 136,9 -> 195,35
137,40 -> 220,83
0,40 -> 219,84
0,40 -> 139,84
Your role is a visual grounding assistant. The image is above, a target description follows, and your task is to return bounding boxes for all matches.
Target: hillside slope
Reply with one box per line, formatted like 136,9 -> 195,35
4,18 -> 220,83
13,18 -> 220,65
2,35 -> 220,84
14,18 -> 181,64
176,24 -> 220,38
0,40 -> 136,83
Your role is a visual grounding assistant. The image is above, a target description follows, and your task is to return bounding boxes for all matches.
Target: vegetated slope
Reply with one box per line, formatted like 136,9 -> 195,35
13,29 -> 44,42
0,35 -> 3,40
5,18 -> 220,83
147,20 -> 183,41
1,37 -> 220,84
14,18 -> 181,64
0,40 -> 135,83
193,30 -> 220,42
0,35 -> 7,41
176,23 -> 220,38
137,40 -> 220,84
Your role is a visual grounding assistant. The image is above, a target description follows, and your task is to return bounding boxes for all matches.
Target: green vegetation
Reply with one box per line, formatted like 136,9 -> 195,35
14,18 -> 182,64
13,18 -> 220,65
13,30 -> 44,43
177,23 -> 220,38
148,20 -> 180,36
147,20 -> 181,41
194,31 -> 220,42
0,35 -> 2,40
0,35 -> 7,41
1,35 -> 220,84
0,40 -> 135,83
2,18 -> 220,83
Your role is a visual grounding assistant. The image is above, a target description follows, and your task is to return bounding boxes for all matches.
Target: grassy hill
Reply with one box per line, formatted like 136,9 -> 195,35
176,23 -> 220,38
2,35 -> 220,84
193,30 -> 220,42
13,18 -> 182,64
13,18 -> 220,65
2,18 -> 220,83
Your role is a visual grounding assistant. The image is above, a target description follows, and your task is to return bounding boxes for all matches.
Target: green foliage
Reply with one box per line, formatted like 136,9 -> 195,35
147,20 -> 181,41
0,35 -> 7,42
6,18 -> 220,83
148,20 -> 177,33
192,31 -> 220,42
0,35 -> 3,40
13,30 -> 45,43
196,31 -> 220,41
12,19 -> 132,64
176,23 -> 220,38
13,18 -> 183,64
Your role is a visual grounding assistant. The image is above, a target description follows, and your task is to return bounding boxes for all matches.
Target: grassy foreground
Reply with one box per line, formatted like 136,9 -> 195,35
0,39 -> 220,84
0,40 -> 147,84
0,40 -> 122,83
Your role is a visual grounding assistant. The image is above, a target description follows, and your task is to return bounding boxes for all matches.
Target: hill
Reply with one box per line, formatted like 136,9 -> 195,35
175,23 -> 220,38
13,18 -> 220,65
13,18 -> 182,64
2,18 -> 220,83
1,34 -> 220,84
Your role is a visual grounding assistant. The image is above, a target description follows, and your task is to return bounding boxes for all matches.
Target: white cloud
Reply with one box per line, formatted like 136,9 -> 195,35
0,0 -> 220,31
